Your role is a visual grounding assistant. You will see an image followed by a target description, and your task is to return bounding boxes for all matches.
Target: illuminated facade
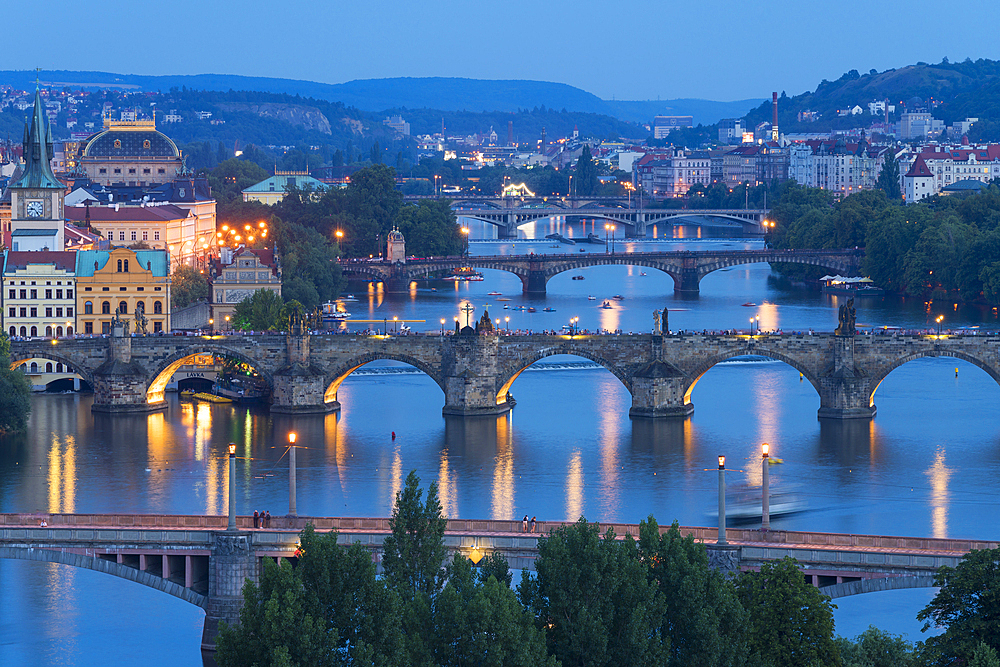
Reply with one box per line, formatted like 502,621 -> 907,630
75,248 -> 170,335
79,115 -> 183,186
3,251 -> 76,337
208,248 -> 281,328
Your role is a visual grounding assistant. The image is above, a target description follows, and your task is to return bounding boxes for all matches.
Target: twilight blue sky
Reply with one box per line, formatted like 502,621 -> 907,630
10,0 -> 1000,101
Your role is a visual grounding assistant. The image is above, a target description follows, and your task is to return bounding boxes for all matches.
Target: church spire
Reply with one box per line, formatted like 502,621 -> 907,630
11,87 -> 62,190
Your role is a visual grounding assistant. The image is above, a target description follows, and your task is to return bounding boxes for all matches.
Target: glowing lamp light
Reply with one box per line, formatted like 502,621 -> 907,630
762,443 -> 770,458
289,432 -> 297,444
718,455 -> 726,470
228,443 -> 236,455
222,225 -> 229,231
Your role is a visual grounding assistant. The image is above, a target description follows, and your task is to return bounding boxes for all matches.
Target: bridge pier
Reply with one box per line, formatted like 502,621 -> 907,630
201,531 -> 256,653
521,270 -> 548,294
383,276 -> 411,293
442,334 -> 512,417
92,324 -> 165,413
817,336 -> 876,420
271,329 -> 337,414
629,359 -> 694,418
672,269 -> 702,294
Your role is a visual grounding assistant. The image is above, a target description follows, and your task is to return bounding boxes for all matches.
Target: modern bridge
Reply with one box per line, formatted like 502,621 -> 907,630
0,512 -> 986,650
11,327 -> 1000,420
340,248 -> 862,294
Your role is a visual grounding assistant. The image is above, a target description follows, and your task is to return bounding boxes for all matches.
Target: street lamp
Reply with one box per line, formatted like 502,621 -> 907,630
505,316 -> 509,332
461,227 -> 470,257
761,443 -> 770,531
717,455 -> 727,545
750,318 -> 755,334
335,229 -> 344,245
209,318 -> 214,332
936,315 -> 944,335
609,224 -> 616,254
604,223 -> 611,254
440,318 -> 446,335
227,443 -> 237,531
393,315 -> 398,333
225,315 -> 230,330
288,432 -> 298,517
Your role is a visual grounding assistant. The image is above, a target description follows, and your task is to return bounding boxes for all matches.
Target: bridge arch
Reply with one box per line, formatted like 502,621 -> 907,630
682,347 -> 825,405
818,574 -> 938,599
10,351 -> 96,388
0,546 -> 207,608
867,349 -> 1000,408
323,353 -> 447,405
495,346 -> 633,405
146,345 -> 276,404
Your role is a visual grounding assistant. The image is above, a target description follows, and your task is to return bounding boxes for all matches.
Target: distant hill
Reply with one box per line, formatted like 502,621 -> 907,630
743,59 -> 1000,139
0,70 -> 761,125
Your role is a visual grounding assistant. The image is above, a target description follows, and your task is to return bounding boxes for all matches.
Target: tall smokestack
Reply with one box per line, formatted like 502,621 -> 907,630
771,92 -> 779,142
540,127 -> 546,154
508,120 -> 514,147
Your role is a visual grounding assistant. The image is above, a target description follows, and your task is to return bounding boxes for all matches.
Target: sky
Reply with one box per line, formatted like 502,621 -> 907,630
8,0 -> 1000,101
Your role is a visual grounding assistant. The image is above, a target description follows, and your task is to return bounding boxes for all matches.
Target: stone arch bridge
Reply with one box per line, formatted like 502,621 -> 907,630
0,513 -> 986,651
11,328 -> 1000,420
340,248 -> 862,294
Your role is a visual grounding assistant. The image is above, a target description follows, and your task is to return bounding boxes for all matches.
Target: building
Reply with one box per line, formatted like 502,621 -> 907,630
718,119 -> 745,145
3,251 -> 76,337
8,89 -> 66,251
786,139 -> 882,194
65,203 -> 202,266
208,247 -> 281,328
386,228 -> 406,263
903,156 -> 934,204
78,115 -> 183,186
383,115 -> 411,136
241,171 -> 329,205
75,248 -> 170,334
898,112 -> 943,140
722,145 -> 762,188
652,116 -> 693,139
896,142 -> 1000,200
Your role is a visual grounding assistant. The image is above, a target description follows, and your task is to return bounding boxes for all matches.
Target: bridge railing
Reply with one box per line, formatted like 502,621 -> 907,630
2,514 -> 994,554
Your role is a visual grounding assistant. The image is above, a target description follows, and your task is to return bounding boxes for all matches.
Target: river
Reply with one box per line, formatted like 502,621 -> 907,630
1,221 -> 998,665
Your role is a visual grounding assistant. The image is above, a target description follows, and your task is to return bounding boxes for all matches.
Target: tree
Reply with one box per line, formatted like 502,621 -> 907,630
917,547 -> 1000,664
232,289 -> 284,331
734,557 -> 840,667
519,518 -> 669,667
271,219 -> 344,308
971,642 -> 1000,667
208,158 -> 271,205
381,470 -> 448,598
395,200 -> 463,257
575,144 -> 599,196
835,626 -> 915,667
638,517 -> 748,667
170,265 -> 210,309
433,556 -> 556,667
876,150 -> 902,202
0,333 -> 31,433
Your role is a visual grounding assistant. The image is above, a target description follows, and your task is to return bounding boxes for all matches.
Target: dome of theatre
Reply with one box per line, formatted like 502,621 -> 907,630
83,126 -> 180,158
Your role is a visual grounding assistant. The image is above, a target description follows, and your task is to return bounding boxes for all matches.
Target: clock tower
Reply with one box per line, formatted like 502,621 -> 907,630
9,87 -> 65,251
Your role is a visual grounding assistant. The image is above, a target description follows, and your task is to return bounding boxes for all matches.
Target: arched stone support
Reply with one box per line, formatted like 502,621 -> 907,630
817,336 -> 877,420
272,330 -> 332,414
202,532 -> 256,652
629,359 -> 693,418
522,270 -> 548,294
442,334 -> 511,416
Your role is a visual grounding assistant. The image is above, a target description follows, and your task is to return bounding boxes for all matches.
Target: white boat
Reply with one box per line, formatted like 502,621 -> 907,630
487,291 -> 502,296
340,294 -> 358,302
709,486 -> 807,522
587,295 -> 596,300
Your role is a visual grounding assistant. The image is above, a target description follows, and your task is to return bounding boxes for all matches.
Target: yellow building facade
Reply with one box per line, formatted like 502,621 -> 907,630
75,248 -> 171,335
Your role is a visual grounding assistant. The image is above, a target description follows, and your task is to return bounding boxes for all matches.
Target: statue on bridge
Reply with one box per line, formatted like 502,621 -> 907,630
835,298 -> 856,336
653,310 -> 662,335
662,307 -> 668,334
133,303 -> 149,336
111,308 -> 130,336
476,309 -> 495,334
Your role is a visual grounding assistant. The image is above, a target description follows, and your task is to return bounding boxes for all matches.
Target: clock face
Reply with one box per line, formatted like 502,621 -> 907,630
26,201 -> 43,218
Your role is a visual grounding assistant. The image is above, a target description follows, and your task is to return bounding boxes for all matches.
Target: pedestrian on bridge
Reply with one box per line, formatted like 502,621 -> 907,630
264,511 -> 271,528
522,515 -> 529,532
253,510 -> 259,528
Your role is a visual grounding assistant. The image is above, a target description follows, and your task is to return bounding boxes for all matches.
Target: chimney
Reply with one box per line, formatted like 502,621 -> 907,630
771,92 -> 779,142
507,120 -> 514,147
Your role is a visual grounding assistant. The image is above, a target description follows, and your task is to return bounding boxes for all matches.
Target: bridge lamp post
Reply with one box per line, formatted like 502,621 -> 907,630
718,455 -> 727,545
288,432 -> 298,517
461,227 -> 470,258
610,224 -> 616,254
505,316 -> 509,332
936,315 -> 944,335
761,443 -> 770,532
227,443 -> 237,531
393,316 -> 398,333
440,318 -> 446,335
209,318 -> 214,333
604,224 -> 610,254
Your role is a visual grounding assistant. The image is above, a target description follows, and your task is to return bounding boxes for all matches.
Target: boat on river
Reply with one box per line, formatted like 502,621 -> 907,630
820,275 -> 885,296
600,301 -> 612,309
542,307 -> 556,312
709,485 -> 807,522
487,291 -> 502,296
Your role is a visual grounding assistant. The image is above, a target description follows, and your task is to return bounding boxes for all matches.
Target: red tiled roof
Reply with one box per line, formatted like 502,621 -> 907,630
905,156 -> 933,178
65,204 -> 191,222
4,250 -> 76,272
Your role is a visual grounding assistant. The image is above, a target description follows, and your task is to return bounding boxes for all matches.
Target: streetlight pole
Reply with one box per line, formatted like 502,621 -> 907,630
717,455 -> 727,545
505,316 -> 509,332
441,318 -> 446,335
604,224 -> 610,254
288,432 -> 297,517
610,225 -> 615,254
227,443 -> 236,530
761,443 -> 770,531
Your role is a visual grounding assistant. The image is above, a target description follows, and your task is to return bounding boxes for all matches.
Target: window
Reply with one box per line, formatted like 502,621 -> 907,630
19,308 -> 26,317
102,301 -> 111,314
143,168 -> 150,174
67,289 -> 72,299
120,286 -> 127,291
117,259 -> 122,272
7,290 -> 13,299
99,168 -> 107,174
85,322 -> 93,334
56,363 -> 63,372
30,326 -> 37,337
128,169 -> 136,175
55,289 -> 62,299
45,307 -> 52,317
153,300 -> 162,314
136,287 -> 144,292
67,327 -> 73,336
131,231 -> 137,241
114,168 -> 121,174
124,259 -> 129,272
29,361 -> 36,371
158,169 -> 165,174
119,301 -> 128,314
67,308 -> 73,317
19,289 -> 26,299
55,308 -> 63,318
45,289 -> 52,299
102,322 -> 110,334
142,231 -> 148,241
102,287 -> 109,291
154,231 -> 160,241
153,321 -> 162,333
56,327 -> 62,337
6,308 -> 13,317
29,308 -> 36,318
85,287 -> 92,292
46,363 -> 52,372
7,327 -> 13,336
119,231 -> 125,241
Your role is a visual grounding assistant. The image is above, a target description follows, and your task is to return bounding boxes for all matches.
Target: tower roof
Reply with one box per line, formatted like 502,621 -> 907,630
10,89 -> 63,190
905,156 -> 933,178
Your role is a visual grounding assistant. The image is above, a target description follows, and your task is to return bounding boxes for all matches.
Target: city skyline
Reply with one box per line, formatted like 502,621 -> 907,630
7,0 -> 1000,102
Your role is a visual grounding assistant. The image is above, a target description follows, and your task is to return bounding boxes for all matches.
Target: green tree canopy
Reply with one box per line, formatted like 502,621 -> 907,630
734,557 -> 840,667
0,333 -> 31,433
232,289 -> 284,331
208,158 -> 271,206
876,151 -> 902,202
381,470 -> 448,599
575,144 -> 599,196
917,547 -> 1000,664
519,518 -> 669,667
170,265 -> 210,309
835,626 -> 916,667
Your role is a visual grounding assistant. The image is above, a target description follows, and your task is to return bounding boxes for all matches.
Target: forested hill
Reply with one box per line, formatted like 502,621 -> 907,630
744,59 -> 1000,139
0,70 -> 760,125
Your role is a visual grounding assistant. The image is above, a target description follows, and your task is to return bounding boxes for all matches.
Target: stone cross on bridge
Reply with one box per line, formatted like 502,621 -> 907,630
10,327 -> 1000,420
338,248 -> 862,294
